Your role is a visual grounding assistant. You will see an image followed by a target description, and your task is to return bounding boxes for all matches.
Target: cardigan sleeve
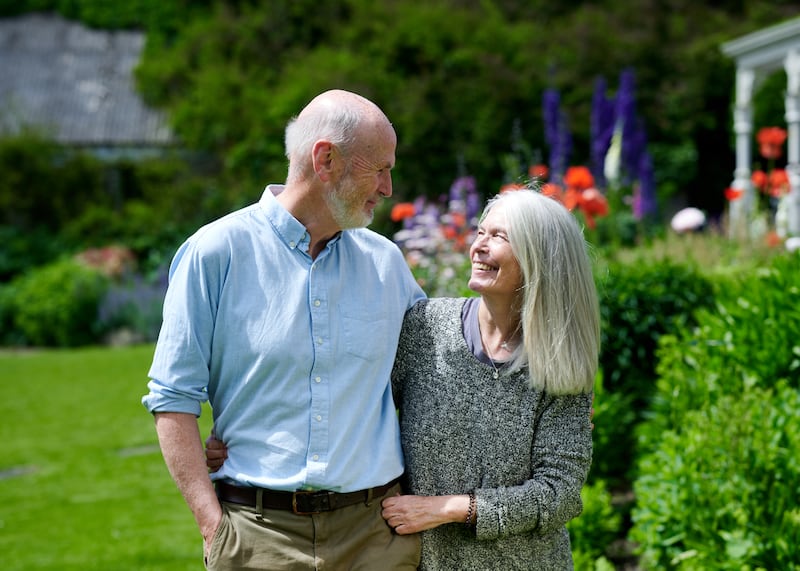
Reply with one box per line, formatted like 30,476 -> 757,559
474,390 -> 593,541
391,299 -> 428,407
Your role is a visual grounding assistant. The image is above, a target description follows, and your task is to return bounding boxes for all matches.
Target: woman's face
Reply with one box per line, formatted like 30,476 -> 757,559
467,202 -> 523,297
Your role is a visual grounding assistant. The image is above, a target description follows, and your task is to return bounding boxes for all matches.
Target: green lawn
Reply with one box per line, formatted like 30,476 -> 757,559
0,345 -> 213,571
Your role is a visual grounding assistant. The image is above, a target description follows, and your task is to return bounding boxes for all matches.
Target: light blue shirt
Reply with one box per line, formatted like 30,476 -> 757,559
143,185 -> 425,492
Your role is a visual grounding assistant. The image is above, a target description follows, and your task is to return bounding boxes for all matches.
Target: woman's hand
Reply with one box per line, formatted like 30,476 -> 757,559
205,433 -> 228,472
381,493 -> 471,535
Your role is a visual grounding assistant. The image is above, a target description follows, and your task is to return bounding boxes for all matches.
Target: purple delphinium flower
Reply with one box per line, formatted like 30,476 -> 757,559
543,88 -> 561,150
590,76 -> 616,189
444,174 -> 481,224
448,175 -> 477,217
404,195 -> 426,229
449,176 -> 475,202
633,149 -> 658,219
465,184 -> 481,221
556,110 -> 572,184
615,68 -> 643,184
543,88 -> 571,184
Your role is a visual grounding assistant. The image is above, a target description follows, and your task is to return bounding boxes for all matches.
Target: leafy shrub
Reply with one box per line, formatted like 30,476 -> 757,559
0,282 -> 20,345
0,134 -> 105,232
631,381 -> 800,569
591,258 -> 715,484
0,225 -> 62,283
596,258 -> 715,400
630,253 -> 800,569
640,253 -> 800,449
6,259 -> 110,347
0,131 -> 222,282
588,379 -> 637,488
568,479 -> 621,570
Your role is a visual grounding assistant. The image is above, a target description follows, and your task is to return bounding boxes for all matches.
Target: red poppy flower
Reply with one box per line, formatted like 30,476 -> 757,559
578,188 -> 609,230
450,212 -> 467,228
580,188 -> 609,215
563,188 -> 581,210
751,170 -> 768,192
500,183 -> 526,193
765,231 -> 783,247
390,202 -> 416,222
528,164 -> 549,180
564,166 -> 595,191
724,187 -> 743,201
541,183 -> 564,202
768,169 -> 790,197
756,127 -> 787,160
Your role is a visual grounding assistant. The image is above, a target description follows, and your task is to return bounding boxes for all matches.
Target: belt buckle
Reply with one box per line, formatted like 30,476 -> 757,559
292,490 -> 330,515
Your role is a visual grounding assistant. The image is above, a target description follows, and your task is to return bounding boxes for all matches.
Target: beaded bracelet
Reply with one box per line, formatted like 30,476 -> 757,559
465,492 -> 476,528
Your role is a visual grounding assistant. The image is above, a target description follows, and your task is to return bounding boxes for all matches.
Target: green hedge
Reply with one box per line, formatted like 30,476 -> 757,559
591,258 -> 715,485
630,253 -> 800,569
632,381 -> 800,569
2,258 -> 110,347
640,254 -> 800,446
568,479 -> 621,570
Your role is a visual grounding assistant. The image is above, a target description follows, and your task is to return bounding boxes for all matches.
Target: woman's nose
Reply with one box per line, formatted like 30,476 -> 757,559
471,235 -> 488,252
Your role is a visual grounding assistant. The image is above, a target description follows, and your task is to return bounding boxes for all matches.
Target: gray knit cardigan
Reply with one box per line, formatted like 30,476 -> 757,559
392,298 -> 593,571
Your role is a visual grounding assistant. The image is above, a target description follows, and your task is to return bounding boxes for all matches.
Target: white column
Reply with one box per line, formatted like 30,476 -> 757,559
785,50 -> 800,236
729,67 -> 756,239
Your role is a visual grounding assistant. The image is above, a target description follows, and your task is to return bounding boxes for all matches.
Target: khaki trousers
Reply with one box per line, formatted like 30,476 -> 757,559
205,483 -> 420,570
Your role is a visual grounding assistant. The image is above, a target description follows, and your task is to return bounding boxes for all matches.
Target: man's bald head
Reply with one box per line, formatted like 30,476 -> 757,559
284,90 -> 393,182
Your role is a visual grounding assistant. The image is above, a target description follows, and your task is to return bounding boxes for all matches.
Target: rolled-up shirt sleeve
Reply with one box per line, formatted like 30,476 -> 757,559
143,236 -> 219,416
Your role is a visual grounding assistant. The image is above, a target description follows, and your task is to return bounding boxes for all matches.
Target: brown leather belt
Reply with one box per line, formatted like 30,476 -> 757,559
216,479 -> 398,515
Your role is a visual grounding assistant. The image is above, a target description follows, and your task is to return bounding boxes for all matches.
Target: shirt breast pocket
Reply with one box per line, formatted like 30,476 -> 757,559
341,311 -> 391,362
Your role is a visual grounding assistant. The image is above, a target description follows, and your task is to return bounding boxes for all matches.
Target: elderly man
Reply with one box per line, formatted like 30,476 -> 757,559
143,90 -> 424,570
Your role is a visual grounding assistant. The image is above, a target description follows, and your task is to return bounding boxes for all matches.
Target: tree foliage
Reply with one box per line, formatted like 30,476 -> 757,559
5,0 -> 800,213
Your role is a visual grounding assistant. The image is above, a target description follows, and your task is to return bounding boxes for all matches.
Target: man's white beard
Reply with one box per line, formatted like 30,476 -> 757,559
326,175 -> 373,229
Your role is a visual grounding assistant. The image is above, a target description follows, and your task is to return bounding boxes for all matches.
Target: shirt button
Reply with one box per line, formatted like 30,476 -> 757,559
312,454 -> 319,461
316,337 -> 323,345
314,299 -> 321,307
315,376 -> 321,383
289,241 -> 296,248
316,415 -> 322,422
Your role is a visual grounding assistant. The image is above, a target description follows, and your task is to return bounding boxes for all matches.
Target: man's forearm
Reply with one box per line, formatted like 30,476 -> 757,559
154,412 -> 222,543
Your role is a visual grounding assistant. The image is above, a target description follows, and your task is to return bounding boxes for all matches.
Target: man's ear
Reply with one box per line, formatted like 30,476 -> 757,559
312,140 -> 336,182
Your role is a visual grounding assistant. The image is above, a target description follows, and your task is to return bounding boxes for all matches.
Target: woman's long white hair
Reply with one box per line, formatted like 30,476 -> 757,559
487,189 -> 600,394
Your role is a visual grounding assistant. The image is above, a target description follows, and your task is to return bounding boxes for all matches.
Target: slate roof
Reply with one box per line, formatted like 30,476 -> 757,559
0,12 -> 174,147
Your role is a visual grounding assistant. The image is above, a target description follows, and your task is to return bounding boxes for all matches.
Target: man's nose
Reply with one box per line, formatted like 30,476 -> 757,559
378,171 -> 392,197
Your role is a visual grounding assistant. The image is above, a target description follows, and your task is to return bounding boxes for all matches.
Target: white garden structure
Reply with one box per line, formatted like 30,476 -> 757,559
722,16 -> 800,239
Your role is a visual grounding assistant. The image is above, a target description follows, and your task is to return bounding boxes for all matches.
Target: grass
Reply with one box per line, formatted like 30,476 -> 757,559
608,230 -> 785,271
0,345 -> 213,571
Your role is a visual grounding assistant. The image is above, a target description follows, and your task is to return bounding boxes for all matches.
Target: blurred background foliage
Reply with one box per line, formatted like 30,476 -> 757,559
1,0 -> 798,281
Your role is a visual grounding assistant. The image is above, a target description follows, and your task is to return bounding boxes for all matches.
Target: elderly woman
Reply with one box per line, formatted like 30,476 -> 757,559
381,188 -> 598,570
207,189 -> 598,570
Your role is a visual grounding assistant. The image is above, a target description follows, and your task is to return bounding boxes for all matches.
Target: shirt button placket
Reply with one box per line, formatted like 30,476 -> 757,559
307,264 -> 329,481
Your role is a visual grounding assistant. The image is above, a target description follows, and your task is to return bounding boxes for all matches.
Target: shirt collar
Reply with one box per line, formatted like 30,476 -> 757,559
260,184 -> 339,254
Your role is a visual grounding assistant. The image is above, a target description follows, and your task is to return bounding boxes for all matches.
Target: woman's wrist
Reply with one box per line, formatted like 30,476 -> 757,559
465,492 -> 476,527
